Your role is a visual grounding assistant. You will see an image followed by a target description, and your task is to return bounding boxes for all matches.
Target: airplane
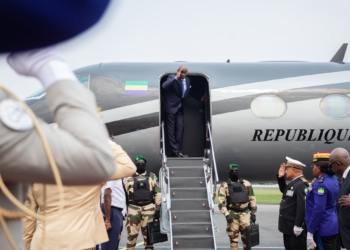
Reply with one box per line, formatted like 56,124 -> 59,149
25,43 -> 350,182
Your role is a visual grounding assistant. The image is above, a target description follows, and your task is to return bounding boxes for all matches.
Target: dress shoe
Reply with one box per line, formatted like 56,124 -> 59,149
172,153 -> 179,157
178,153 -> 188,157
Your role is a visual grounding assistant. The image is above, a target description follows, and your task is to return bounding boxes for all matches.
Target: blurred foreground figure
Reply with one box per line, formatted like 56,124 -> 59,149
0,47 -> 117,250
0,0 -> 111,52
24,184 -> 108,250
22,140 -> 135,250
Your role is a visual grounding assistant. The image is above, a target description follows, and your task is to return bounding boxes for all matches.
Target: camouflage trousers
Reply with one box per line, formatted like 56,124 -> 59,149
226,210 -> 251,250
126,203 -> 155,250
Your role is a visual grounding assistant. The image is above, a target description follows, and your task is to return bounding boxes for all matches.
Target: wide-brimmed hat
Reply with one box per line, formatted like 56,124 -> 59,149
0,0 -> 111,52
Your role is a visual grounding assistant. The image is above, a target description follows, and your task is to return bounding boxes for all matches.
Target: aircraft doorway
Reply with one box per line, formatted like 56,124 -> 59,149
160,73 -> 211,158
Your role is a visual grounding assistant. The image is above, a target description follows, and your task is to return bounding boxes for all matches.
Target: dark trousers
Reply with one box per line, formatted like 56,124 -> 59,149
335,234 -> 342,250
99,206 -> 124,250
283,233 -> 306,250
164,108 -> 184,155
314,234 -> 338,250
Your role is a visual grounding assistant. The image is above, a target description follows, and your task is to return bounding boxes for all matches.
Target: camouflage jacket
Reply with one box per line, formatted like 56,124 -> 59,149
124,171 -> 161,208
218,179 -> 257,216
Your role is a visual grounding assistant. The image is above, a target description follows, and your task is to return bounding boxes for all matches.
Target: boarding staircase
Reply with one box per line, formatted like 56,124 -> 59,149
159,122 -> 218,250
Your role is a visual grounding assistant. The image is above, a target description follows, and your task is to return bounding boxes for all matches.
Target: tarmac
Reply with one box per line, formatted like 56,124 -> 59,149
117,204 -> 285,250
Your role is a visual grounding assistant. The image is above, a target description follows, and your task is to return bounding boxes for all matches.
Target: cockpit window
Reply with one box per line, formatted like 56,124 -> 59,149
320,94 -> 350,120
250,95 -> 287,120
24,88 -> 46,101
25,74 -> 90,101
76,74 -> 90,89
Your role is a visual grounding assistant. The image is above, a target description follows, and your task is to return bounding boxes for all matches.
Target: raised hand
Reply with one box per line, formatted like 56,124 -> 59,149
278,163 -> 286,178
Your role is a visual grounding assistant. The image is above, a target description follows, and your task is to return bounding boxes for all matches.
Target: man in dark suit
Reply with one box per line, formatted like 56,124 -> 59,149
277,157 -> 309,250
329,147 -> 350,249
162,65 -> 191,157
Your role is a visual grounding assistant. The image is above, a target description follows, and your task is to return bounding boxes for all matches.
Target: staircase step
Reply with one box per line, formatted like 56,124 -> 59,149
168,167 -> 204,177
163,157 -> 216,249
167,158 -> 203,167
170,177 -> 207,189
170,211 -> 211,223
171,199 -> 209,211
170,188 -> 207,199
172,235 -> 215,249
172,223 -> 213,236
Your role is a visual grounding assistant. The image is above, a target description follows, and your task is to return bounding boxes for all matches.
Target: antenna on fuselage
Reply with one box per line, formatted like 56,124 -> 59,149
330,43 -> 348,63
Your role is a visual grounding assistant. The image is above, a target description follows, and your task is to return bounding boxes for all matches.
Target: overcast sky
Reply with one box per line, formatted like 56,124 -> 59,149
1,0 -> 350,98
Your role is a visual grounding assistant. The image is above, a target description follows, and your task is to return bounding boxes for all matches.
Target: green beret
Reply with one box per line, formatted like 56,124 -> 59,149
134,155 -> 147,163
228,164 -> 239,170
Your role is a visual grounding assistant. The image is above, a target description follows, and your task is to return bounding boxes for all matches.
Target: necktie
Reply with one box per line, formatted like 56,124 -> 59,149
178,79 -> 186,108
341,177 -> 345,185
182,79 -> 187,97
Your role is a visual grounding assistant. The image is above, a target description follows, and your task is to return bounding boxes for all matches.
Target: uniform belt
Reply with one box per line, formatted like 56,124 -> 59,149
111,206 -> 123,212
129,200 -> 154,206
229,207 -> 249,212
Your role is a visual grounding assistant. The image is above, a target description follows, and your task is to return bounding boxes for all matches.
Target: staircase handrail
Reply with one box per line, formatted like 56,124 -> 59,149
205,168 -> 214,210
165,166 -> 171,210
207,121 -> 219,184
161,121 -> 171,210
161,121 -> 167,165
204,164 -> 218,249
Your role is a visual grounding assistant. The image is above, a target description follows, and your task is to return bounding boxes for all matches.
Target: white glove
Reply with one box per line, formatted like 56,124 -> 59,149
7,46 -> 77,89
307,232 -> 317,248
293,225 -> 303,237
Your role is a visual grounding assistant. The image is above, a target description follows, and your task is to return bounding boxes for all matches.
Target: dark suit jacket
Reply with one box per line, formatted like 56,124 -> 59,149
162,74 -> 191,114
277,175 -> 308,236
337,174 -> 350,248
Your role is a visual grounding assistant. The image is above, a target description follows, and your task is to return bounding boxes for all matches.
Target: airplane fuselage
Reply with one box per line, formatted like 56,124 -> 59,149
26,62 -> 350,182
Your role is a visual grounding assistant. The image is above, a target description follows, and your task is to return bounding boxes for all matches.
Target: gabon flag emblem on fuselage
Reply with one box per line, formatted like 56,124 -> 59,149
125,81 -> 148,96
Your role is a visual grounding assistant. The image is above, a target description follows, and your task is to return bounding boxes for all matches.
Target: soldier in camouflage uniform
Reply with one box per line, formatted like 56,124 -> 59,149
124,155 -> 161,250
218,164 -> 257,250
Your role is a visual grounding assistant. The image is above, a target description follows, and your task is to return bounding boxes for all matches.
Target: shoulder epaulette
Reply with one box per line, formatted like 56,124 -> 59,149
300,177 -> 310,186
318,176 -> 324,183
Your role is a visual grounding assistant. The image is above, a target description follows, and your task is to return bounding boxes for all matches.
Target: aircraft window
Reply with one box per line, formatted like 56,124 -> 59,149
250,95 -> 287,120
76,74 -> 90,89
320,94 -> 350,120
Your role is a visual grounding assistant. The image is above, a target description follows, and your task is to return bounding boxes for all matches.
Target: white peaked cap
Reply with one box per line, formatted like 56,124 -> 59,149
285,156 -> 306,170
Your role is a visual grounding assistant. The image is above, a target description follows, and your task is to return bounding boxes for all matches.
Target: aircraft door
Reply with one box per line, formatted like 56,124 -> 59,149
160,74 -> 211,157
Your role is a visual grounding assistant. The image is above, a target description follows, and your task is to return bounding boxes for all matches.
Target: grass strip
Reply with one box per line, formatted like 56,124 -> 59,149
214,188 -> 281,204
